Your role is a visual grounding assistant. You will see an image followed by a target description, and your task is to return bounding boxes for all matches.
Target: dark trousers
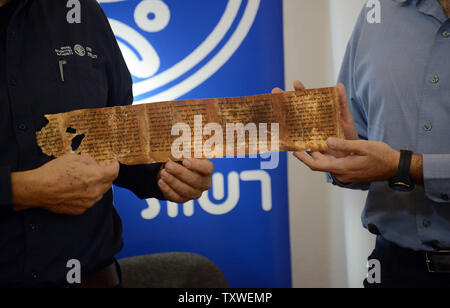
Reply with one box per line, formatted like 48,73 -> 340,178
364,236 -> 450,288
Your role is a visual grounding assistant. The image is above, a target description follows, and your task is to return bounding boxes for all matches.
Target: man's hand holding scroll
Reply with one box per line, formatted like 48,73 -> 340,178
158,158 -> 213,204
11,154 -> 120,216
274,81 -> 423,185
10,154 -> 213,215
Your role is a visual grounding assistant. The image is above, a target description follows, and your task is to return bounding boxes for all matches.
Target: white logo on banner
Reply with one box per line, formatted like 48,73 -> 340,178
98,0 -> 261,103
141,170 -> 272,219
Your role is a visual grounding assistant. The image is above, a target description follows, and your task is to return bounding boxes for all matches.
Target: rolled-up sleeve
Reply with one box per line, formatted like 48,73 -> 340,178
423,154 -> 450,203
0,166 -> 14,219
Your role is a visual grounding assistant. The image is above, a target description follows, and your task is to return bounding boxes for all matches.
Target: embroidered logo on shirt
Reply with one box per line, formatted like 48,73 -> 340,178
86,47 -> 98,59
74,44 -> 86,57
55,46 -> 74,57
55,45 -> 98,59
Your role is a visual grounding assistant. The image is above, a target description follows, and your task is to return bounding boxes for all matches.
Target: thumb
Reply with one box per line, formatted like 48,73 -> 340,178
293,80 -> 305,91
102,160 -> 120,180
272,87 -> 284,94
327,137 -> 368,155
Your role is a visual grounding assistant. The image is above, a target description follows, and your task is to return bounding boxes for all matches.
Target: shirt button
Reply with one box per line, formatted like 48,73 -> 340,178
423,220 -> 431,228
29,224 -> 36,231
18,123 -> 28,131
443,31 -> 450,38
9,79 -> 17,87
442,193 -> 449,201
431,76 -> 439,84
32,273 -> 38,280
423,123 -> 432,131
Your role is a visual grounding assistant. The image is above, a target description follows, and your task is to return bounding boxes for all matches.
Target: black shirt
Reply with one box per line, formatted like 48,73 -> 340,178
0,0 -> 18,50
0,0 -> 164,287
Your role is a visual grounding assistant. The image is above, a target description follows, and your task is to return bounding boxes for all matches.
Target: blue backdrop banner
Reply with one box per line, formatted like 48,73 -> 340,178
100,0 -> 291,288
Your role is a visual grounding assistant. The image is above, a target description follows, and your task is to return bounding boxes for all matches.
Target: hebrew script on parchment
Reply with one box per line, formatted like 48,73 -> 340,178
36,87 -> 344,165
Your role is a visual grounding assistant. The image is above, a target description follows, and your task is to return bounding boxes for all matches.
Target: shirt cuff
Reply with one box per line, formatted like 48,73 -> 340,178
0,166 -> 14,219
423,154 -> 450,203
114,163 -> 167,201
326,173 -> 371,191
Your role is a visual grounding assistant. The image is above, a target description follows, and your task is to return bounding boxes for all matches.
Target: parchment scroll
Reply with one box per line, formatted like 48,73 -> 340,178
36,87 -> 344,165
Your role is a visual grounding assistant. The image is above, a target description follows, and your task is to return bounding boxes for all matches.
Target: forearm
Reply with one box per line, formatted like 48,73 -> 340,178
10,170 -> 39,211
0,167 -> 38,216
326,173 -> 371,191
410,155 -> 424,185
0,166 -> 14,219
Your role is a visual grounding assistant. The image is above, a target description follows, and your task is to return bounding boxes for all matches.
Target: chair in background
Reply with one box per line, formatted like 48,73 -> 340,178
118,252 -> 230,288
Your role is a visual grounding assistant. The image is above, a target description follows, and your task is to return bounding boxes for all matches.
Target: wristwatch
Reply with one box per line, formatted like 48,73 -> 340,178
389,150 -> 415,192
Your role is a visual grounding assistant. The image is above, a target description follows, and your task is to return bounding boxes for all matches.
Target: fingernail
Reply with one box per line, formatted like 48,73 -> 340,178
165,161 -> 174,172
160,170 -> 168,179
327,137 -> 338,148
183,159 -> 192,169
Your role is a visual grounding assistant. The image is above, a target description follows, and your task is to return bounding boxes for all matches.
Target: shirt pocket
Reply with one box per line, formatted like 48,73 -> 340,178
55,60 -> 109,111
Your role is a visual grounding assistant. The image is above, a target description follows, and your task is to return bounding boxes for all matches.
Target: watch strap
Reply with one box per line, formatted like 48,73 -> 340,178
389,150 -> 415,192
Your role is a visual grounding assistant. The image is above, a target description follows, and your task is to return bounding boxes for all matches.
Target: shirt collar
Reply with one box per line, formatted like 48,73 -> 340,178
393,0 -> 448,23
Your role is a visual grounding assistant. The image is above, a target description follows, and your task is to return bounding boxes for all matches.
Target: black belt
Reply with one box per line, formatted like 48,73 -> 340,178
377,236 -> 450,273
426,251 -> 450,273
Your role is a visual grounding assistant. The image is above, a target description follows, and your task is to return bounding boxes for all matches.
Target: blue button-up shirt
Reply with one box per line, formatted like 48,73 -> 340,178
332,0 -> 450,251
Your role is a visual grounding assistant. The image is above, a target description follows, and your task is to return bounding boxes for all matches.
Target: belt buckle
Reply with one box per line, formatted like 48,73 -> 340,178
426,250 -> 450,273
